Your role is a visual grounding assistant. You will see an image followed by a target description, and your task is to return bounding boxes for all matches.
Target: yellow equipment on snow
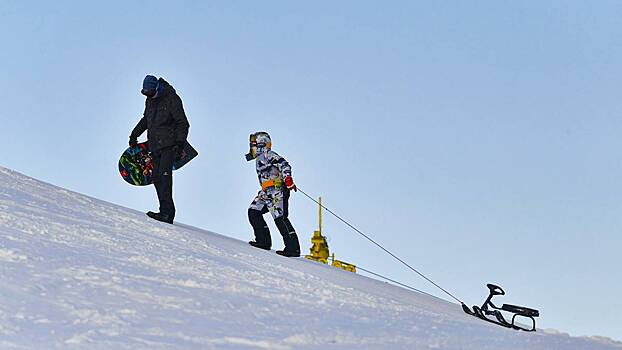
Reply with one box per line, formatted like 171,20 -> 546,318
306,230 -> 330,264
305,197 -> 356,273
331,253 -> 357,273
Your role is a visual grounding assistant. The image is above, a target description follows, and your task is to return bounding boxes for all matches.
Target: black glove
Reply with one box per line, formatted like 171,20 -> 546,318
173,141 -> 185,159
129,137 -> 138,148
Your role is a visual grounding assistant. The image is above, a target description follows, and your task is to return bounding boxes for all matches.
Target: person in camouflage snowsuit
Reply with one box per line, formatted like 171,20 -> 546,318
246,132 -> 301,257
129,75 -> 190,224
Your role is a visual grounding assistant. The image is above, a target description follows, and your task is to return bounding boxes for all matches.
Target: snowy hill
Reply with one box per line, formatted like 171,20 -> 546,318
0,166 -> 620,350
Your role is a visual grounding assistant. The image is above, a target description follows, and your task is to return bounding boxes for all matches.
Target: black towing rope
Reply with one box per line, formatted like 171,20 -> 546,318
297,187 -> 464,305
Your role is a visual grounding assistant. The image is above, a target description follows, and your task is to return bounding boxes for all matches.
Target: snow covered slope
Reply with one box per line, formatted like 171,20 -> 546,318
0,166 -> 620,350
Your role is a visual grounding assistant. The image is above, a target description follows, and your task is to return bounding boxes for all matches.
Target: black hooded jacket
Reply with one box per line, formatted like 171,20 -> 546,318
131,78 -> 190,152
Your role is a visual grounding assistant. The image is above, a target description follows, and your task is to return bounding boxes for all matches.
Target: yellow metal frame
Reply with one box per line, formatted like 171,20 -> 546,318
305,197 -> 356,273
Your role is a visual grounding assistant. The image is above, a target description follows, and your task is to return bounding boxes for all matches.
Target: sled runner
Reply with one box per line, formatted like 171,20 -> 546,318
462,283 -> 539,332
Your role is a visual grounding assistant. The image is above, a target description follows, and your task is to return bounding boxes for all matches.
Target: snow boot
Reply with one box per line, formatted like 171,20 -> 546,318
248,209 -> 272,248
249,241 -> 271,250
276,248 -> 300,257
276,233 -> 300,257
146,211 -> 174,224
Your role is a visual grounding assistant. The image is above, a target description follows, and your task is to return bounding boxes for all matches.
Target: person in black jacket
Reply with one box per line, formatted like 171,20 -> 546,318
129,75 -> 190,224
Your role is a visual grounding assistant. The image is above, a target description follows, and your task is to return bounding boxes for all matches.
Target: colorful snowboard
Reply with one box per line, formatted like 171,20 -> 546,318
118,141 -> 198,186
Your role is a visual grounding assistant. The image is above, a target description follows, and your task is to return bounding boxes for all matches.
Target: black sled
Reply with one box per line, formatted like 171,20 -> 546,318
462,283 -> 539,332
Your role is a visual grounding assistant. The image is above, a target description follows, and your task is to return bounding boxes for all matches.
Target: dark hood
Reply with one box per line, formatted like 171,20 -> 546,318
155,78 -> 176,98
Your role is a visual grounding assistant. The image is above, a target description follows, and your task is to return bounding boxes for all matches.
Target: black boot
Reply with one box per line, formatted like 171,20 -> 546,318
146,211 -> 174,224
248,209 -> 271,250
276,249 -> 300,257
275,217 -> 300,257
249,241 -> 271,250
276,233 -> 301,257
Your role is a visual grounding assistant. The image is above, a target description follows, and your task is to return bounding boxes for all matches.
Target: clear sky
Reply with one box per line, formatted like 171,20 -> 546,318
1,0 -> 620,341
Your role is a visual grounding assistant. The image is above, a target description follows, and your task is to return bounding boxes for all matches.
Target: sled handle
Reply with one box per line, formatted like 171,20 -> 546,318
487,284 -> 505,296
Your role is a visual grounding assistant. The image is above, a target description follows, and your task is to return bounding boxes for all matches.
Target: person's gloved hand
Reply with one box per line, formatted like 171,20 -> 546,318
129,137 -> 138,148
284,176 -> 297,192
173,141 -> 185,159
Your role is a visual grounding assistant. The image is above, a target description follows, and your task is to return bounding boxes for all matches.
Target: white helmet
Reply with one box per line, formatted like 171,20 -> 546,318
253,131 -> 272,149
245,131 -> 272,161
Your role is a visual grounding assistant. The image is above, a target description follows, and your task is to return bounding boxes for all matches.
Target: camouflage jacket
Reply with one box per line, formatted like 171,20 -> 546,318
255,150 -> 292,188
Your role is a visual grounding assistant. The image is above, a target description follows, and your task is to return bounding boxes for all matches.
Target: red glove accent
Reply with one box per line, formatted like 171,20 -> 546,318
284,176 -> 296,191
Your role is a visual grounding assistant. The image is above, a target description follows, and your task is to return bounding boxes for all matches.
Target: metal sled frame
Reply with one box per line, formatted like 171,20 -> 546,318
462,284 -> 539,332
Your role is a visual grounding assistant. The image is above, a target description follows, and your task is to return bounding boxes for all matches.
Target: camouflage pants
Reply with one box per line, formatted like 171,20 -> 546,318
249,187 -> 289,219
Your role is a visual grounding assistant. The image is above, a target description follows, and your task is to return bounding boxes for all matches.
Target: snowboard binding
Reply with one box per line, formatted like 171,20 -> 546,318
462,284 -> 539,332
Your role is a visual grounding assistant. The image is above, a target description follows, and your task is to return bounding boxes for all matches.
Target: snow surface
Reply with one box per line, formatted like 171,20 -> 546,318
0,166 -> 620,350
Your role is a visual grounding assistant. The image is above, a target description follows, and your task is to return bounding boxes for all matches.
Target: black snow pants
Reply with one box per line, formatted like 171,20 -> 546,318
152,147 -> 176,218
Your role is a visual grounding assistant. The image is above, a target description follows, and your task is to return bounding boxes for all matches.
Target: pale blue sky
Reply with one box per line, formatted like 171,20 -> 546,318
1,0 -> 620,340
